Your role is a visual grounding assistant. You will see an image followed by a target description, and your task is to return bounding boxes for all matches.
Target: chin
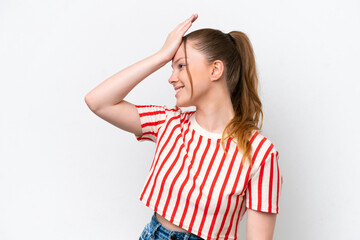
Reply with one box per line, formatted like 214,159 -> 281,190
176,100 -> 193,108
176,94 -> 197,108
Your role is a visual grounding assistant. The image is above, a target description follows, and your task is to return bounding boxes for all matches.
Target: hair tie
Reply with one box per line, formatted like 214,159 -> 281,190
227,33 -> 236,45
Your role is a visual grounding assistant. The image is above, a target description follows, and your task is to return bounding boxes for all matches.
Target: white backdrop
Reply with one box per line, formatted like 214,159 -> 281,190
1,0 -> 359,239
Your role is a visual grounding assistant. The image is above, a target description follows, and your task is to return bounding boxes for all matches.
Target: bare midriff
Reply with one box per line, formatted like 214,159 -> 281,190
155,212 -> 191,233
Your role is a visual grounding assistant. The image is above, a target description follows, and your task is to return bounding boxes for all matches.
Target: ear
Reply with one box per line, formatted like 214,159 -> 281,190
209,60 -> 224,82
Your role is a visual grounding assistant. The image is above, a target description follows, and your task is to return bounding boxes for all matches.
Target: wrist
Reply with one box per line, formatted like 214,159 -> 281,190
154,51 -> 171,65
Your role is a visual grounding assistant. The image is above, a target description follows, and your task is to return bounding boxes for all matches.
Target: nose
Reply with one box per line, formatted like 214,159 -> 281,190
168,70 -> 178,85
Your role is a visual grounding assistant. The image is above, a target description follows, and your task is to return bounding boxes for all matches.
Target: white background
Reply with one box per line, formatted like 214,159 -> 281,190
1,0 -> 359,239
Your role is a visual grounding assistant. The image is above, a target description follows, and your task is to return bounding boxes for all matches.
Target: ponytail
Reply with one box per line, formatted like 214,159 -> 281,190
222,31 -> 263,167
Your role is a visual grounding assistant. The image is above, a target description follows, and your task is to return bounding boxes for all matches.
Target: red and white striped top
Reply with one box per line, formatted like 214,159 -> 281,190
133,104 -> 283,240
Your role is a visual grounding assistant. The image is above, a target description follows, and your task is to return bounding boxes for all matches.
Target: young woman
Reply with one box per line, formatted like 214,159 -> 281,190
85,14 -> 283,240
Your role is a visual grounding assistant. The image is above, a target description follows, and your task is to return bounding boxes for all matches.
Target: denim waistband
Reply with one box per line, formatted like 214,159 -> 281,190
149,212 -> 204,240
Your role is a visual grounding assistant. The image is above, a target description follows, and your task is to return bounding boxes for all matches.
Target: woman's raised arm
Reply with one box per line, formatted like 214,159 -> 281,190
84,14 -> 198,135
84,13 -> 198,111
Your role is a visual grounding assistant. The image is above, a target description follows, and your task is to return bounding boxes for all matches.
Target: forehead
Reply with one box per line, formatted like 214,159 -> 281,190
172,40 -> 204,64
172,42 -> 186,60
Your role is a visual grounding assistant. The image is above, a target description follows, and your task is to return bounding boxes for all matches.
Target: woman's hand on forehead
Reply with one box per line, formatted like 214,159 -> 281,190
157,14 -> 198,63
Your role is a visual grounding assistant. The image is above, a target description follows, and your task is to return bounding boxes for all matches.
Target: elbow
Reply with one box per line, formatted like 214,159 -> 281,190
84,94 -> 100,112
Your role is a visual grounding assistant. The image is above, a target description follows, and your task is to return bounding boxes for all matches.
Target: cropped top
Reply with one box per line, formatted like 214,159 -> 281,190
133,104 -> 283,240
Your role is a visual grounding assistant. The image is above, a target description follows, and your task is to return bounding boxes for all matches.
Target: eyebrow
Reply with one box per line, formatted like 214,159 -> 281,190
171,57 -> 185,69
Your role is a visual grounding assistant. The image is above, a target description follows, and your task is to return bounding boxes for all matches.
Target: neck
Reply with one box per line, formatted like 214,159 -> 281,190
194,85 -> 235,134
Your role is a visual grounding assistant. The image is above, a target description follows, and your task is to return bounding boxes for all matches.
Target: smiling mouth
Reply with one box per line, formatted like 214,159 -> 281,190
175,87 -> 184,93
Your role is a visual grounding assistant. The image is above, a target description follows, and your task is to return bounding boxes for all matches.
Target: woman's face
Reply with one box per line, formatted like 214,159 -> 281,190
169,40 -> 212,108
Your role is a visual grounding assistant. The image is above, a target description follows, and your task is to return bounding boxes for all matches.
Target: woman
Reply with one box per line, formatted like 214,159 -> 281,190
85,14 -> 283,240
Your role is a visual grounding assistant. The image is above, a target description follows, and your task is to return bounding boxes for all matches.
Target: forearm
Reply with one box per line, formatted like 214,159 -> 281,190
85,51 -> 168,111
246,209 -> 276,240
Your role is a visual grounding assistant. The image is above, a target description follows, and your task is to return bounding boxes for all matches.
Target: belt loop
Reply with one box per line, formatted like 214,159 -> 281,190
150,222 -> 161,240
184,234 -> 190,240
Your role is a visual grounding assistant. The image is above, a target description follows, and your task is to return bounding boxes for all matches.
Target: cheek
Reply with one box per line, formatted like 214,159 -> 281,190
181,65 -> 210,95
192,68 -> 210,88
187,65 -> 208,82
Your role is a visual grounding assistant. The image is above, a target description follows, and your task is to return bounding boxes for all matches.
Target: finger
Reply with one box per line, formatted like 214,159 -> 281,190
184,14 -> 198,27
175,14 -> 197,34
191,14 -> 198,22
187,14 -> 198,23
180,19 -> 194,31
176,22 -> 192,35
179,14 -> 196,27
175,21 -> 192,34
189,13 -> 198,21
180,15 -> 196,29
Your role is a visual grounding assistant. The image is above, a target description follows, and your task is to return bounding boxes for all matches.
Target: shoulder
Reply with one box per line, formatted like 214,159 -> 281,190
250,130 -> 277,151
250,130 -> 279,167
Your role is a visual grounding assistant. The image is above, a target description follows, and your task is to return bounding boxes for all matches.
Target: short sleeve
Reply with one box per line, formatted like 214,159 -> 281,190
245,147 -> 283,214
133,104 -> 167,143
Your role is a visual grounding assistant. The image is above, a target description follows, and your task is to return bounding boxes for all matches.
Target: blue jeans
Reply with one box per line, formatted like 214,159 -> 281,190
139,212 -> 204,240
